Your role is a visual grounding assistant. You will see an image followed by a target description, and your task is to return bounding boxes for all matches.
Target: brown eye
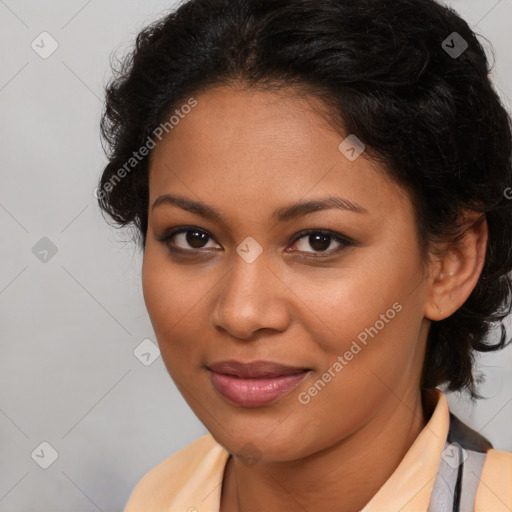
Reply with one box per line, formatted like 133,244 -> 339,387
184,230 -> 210,248
156,227 -> 221,252
290,230 -> 352,257
304,233 -> 332,252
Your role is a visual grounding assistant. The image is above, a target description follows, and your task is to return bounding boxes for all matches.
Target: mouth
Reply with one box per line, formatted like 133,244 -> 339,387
206,360 -> 311,407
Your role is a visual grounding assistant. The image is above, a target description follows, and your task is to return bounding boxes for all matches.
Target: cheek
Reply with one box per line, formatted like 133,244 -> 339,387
142,244 -> 200,329
291,254 -> 425,389
142,250 -> 172,331
142,249 -> 195,350
141,246 -> 216,376
294,298 -> 423,448
287,264 -> 409,351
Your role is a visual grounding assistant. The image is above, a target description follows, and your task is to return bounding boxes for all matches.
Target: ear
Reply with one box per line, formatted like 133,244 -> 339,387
424,211 -> 488,321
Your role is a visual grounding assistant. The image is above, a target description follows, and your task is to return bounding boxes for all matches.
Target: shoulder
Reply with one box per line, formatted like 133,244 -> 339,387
124,433 -> 229,512
476,448 -> 512,511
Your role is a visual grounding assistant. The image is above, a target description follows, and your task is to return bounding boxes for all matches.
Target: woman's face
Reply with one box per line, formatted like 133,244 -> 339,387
143,85 -> 433,461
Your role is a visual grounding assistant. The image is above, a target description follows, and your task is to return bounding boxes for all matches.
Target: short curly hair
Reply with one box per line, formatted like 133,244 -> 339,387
97,0 -> 512,397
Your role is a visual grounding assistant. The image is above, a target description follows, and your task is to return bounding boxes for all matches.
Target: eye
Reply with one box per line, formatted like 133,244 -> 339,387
156,227 -> 352,258
156,227 -> 220,253
288,230 -> 352,257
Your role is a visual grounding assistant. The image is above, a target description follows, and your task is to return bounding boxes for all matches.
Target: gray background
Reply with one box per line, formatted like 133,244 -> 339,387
1,0 -> 511,510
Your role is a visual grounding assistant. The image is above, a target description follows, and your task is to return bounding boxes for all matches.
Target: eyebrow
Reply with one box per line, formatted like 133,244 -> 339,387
151,193 -> 368,223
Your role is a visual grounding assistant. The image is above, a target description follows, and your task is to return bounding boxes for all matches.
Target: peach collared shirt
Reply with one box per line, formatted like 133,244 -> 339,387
124,390 -> 512,512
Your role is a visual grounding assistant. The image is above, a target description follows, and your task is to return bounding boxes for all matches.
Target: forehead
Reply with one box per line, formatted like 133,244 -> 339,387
150,85 -> 343,176
147,85 -> 411,224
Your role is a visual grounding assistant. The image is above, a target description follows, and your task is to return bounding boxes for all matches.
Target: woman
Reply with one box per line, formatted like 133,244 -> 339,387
97,0 -> 512,510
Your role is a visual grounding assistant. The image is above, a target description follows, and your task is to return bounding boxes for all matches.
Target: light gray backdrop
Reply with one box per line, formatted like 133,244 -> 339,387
1,0 -> 511,511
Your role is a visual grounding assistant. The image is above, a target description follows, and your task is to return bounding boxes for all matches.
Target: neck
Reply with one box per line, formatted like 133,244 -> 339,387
221,390 -> 429,512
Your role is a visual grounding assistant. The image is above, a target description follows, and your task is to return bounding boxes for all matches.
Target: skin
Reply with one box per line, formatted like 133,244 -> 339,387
142,84 -> 488,512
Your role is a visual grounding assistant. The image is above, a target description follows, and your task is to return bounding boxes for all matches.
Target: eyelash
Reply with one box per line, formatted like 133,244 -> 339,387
155,226 -> 354,259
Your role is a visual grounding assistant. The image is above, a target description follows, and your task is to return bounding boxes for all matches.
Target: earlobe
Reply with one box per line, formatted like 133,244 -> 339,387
424,212 -> 488,321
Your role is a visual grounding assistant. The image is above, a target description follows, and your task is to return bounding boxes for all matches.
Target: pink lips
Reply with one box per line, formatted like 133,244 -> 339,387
207,360 -> 310,407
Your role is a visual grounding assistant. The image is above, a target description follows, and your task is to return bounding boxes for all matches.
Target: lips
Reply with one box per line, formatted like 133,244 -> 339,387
207,360 -> 310,378
207,360 -> 311,407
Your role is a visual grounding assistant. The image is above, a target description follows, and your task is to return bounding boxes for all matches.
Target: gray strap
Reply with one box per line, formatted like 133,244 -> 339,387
428,443 -> 486,512
460,449 -> 486,512
428,443 -> 461,512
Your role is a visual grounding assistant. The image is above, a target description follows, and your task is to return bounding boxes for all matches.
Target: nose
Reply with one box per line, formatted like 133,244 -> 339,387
210,251 -> 292,340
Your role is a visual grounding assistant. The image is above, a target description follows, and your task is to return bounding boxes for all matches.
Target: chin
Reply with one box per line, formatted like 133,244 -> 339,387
208,422 -> 314,463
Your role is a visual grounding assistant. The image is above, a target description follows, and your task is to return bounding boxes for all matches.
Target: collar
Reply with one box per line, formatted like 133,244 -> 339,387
362,388 -> 449,511
124,389 -> 451,511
